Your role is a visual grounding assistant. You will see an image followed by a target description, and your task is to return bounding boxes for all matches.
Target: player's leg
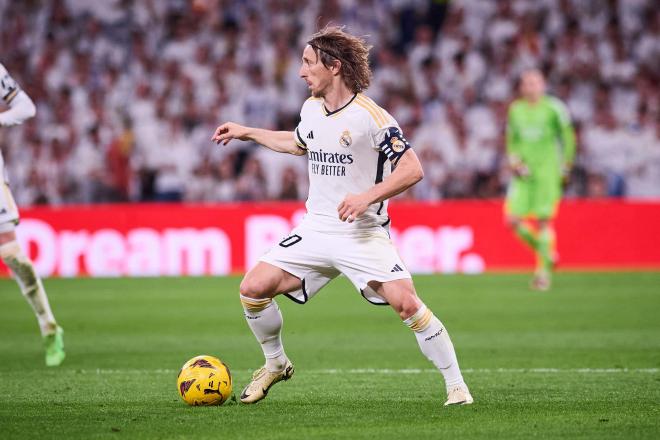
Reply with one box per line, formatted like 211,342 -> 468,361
370,278 -> 473,406
0,228 -> 65,366
535,181 -> 560,272
238,262 -> 301,403
334,229 -> 471,405
537,218 -> 556,269
530,179 -> 560,290
240,262 -> 300,372
505,180 -> 540,255
506,215 -> 538,250
532,218 -> 556,291
239,227 -> 338,403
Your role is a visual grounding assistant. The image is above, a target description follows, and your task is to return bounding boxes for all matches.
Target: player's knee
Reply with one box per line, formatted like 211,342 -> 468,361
239,276 -> 274,299
399,300 -> 422,320
0,229 -> 18,246
392,291 -> 422,320
0,240 -> 25,265
506,216 -> 520,229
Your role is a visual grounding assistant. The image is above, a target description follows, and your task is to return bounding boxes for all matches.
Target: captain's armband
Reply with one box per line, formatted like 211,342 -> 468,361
378,127 -> 411,167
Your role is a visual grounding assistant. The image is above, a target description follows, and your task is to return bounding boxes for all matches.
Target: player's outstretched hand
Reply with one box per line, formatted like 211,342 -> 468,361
338,193 -> 371,223
211,122 -> 251,145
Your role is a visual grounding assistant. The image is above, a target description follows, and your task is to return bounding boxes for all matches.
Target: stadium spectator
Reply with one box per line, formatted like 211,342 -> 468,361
0,0 -> 657,205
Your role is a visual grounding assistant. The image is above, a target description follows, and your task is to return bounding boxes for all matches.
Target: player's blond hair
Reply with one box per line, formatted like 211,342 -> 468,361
307,26 -> 372,93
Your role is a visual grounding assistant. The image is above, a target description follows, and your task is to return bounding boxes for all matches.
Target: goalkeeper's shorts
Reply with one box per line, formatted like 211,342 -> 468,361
504,177 -> 561,220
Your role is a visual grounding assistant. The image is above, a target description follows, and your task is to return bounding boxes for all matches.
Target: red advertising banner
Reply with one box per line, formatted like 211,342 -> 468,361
1,200 -> 659,278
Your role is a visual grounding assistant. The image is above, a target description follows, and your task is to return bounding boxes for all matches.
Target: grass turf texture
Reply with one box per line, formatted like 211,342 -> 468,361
0,273 -> 658,439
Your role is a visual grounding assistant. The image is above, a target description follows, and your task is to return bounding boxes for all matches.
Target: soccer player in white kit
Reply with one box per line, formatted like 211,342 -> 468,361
0,62 -> 65,366
212,27 -> 472,406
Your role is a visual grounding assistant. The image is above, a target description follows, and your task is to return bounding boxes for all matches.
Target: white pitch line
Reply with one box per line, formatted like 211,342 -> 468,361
316,368 -> 660,374
72,367 -> 659,375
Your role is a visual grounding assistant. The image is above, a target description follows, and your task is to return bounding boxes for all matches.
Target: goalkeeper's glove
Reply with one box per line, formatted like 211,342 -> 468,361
510,158 -> 530,179
561,163 -> 572,186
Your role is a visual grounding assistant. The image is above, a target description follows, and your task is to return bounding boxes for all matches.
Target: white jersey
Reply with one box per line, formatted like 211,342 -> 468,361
1,62 -> 36,178
0,62 -> 18,174
294,93 -> 411,234
1,61 -> 36,229
0,63 -> 21,106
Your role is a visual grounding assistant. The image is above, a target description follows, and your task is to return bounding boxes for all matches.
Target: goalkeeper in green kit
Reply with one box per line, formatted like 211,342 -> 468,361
505,69 -> 576,291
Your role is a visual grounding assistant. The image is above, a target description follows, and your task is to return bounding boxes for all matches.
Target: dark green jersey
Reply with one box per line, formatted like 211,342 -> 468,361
506,96 -> 576,178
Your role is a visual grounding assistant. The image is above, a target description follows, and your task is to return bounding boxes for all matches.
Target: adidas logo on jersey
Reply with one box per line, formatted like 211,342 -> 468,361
0,208 -> 6,214
307,131 -> 314,139
390,264 -> 404,273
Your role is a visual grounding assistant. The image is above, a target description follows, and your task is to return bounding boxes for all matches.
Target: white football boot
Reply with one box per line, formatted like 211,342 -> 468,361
530,270 -> 551,291
444,384 -> 474,406
240,361 -> 294,404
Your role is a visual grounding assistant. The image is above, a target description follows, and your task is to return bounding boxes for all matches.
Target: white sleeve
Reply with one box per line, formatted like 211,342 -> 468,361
368,111 -> 411,165
0,90 -> 36,126
294,123 -> 308,150
367,107 -> 402,149
294,100 -> 312,150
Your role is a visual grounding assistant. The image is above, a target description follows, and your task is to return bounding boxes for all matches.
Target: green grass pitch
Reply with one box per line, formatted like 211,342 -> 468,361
0,273 -> 658,439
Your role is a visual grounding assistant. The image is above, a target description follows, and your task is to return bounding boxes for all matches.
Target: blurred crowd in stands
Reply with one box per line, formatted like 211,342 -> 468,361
0,0 -> 658,205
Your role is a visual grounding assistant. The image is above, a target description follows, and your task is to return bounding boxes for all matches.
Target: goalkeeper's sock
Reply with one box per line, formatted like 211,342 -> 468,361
404,304 -> 465,390
0,241 -> 58,336
538,225 -> 556,272
240,295 -> 289,373
514,221 -> 539,251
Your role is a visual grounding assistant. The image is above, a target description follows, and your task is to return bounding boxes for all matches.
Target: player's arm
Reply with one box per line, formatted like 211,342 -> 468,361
506,105 -> 528,178
364,148 -> 424,203
338,148 -> 423,223
553,99 -> 577,175
211,122 -> 306,156
0,90 -> 36,127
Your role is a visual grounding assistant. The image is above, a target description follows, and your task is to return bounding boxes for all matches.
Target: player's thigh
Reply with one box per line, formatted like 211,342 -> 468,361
240,261 -> 303,299
0,229 -> 17,245
368,278 -> 422,320
504,179 -> 531,218
0,182 -> 20,243
334,230 -> 412,306
248,227 -> 336,303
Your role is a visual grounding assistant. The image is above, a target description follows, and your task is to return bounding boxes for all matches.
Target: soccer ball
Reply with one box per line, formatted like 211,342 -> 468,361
177,355 -> 232,406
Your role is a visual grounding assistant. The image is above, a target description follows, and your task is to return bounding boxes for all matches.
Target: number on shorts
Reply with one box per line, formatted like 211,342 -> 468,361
279,234 -> 302,248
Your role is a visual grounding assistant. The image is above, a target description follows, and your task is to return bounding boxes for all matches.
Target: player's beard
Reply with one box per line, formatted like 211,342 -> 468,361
310,80 -> 329,99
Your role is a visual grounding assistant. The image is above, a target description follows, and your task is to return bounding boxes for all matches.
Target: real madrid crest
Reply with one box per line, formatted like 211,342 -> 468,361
339,130 -> 352,148
390,136 -> 405,153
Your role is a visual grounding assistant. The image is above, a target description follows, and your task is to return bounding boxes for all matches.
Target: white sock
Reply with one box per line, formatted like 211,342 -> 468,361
1,241 -> 57,336
404,304 -> 465,390
240,294 -> 288,372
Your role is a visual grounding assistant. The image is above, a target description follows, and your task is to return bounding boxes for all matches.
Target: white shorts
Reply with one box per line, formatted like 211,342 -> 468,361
0,182 -> 19,233
260,223 -> 411,306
